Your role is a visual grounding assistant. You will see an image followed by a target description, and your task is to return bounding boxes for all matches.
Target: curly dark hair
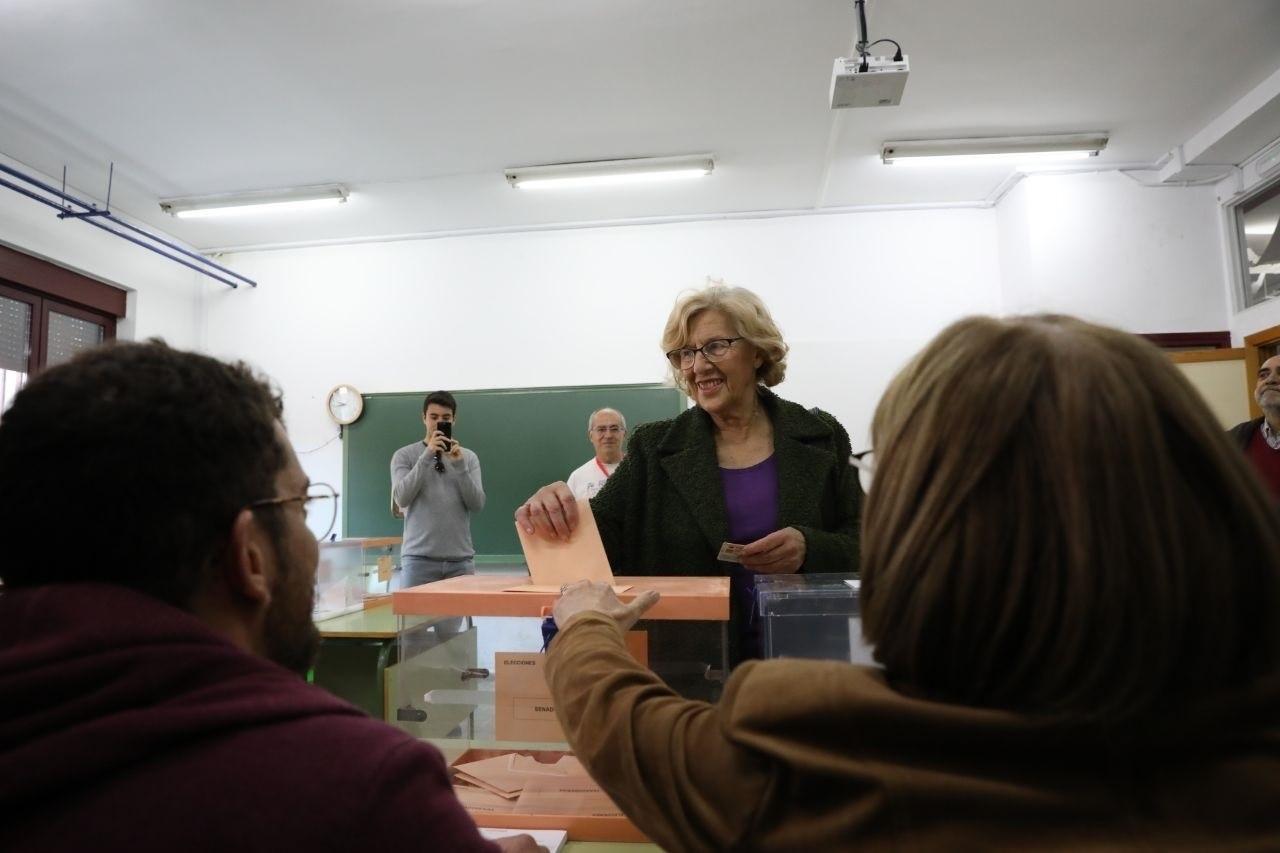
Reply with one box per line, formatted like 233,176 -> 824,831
0,340 -> 286,607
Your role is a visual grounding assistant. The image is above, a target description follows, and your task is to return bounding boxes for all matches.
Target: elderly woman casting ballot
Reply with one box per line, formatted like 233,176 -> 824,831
538,315 -> 1280,851
516,284 -> 860,662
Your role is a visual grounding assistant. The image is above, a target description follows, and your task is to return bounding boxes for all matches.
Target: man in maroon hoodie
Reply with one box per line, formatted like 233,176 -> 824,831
0,342 -> 540,853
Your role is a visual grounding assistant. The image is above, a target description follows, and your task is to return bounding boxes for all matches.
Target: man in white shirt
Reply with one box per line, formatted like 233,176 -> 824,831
566,408 -> 627,499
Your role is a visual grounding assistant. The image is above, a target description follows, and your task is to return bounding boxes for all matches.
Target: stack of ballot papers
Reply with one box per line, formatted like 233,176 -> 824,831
452,752 -> 623,818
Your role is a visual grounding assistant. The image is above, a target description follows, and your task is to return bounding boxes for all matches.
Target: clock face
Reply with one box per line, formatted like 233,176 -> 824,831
327,385 -> 364,425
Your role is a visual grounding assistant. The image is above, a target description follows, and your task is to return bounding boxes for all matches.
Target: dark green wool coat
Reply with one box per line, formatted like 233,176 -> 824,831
590,386 -> 861,577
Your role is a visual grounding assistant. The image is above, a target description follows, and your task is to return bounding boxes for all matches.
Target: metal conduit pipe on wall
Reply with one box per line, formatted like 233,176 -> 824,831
0,162 -> 256,289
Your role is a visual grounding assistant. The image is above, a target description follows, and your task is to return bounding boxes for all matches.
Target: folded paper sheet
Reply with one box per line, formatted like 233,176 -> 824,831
454,784 -> 518,813
453,753 -> 534,798
506,584 -> 633,594
512,777 -> 623,818
512,498 -> 617,589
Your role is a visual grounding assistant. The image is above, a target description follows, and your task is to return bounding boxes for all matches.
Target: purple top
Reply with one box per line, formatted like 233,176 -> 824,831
720,455 -> 781,661
720,454 -> 780,543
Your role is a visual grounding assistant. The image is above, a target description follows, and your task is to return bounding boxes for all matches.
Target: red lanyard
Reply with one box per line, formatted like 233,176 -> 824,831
595,458 -> 612,478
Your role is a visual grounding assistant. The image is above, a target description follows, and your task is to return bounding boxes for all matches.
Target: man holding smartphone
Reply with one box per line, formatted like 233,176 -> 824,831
391,391 -> 486,589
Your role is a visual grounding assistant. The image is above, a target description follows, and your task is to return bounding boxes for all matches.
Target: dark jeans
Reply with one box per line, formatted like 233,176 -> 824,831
400,556 -> 474,639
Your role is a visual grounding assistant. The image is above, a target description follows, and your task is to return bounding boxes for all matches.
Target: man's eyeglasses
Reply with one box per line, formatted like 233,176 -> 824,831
590,425 -> 624,435
248,482 -> 339,541
665,337 -> 743,370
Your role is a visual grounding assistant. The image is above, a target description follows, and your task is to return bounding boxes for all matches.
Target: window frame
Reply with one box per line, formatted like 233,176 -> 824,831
38,297 -> 116,368
1232,172 -> 1280,310
0,245 -> 124,376
0,280 -> 42,375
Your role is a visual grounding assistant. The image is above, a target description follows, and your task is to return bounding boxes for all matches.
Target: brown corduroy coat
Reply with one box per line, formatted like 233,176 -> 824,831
547,612 -> 1280,852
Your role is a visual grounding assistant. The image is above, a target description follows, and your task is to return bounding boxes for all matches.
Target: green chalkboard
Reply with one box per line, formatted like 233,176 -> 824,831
342,384 -> 686,559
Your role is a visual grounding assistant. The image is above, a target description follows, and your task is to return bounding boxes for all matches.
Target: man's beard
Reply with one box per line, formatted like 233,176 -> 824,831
262,543 -> 321,676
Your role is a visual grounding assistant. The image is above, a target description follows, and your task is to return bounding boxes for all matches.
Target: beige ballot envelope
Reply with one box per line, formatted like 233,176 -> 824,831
511,498 -> 630,593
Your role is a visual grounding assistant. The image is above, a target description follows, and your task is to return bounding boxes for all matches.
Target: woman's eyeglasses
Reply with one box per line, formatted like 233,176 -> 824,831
665,337 -> 743,369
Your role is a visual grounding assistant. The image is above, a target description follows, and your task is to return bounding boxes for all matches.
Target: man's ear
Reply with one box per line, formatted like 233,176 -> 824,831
222,508 -> 273,606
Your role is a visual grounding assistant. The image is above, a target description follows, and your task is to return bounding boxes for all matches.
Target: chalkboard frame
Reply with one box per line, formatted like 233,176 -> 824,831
341,383 -> 687,561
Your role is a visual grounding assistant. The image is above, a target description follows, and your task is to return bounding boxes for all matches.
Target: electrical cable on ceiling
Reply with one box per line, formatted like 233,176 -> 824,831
853,0 -> 905,70
864,38 -> 903,61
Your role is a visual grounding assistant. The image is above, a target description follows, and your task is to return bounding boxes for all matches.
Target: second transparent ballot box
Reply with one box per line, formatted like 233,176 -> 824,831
391,575 -> 730,746
314,541 -> 365,620
755,573 -> 877,664
314,536 -> 404,621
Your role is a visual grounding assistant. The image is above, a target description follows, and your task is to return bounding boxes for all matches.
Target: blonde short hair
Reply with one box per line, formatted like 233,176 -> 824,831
861,314 -> 1280,725
660,285 -> 789,393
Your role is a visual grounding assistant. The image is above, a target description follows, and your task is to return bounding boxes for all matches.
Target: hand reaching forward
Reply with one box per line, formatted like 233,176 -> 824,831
553,580 -> 661,633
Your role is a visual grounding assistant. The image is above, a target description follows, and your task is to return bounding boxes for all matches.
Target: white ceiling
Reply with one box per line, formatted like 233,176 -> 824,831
1,0 -> 1278,251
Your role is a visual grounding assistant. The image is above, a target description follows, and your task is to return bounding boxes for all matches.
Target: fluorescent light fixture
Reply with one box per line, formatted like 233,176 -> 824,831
505,155 -> 714,190
159,184 -> 349,219
881,134 -> 1108,167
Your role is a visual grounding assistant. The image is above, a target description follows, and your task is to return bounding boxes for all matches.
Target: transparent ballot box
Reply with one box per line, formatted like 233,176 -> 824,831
314,537 -> 403,620
756,573 -> 876,664
392,576 -> 730,746
314,541 -> 366,620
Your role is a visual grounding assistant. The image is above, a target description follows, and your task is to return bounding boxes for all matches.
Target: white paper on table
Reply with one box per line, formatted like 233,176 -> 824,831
478,827 -> 567,853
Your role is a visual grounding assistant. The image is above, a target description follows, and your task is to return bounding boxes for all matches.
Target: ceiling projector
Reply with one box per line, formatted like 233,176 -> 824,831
830,54 -> 909,108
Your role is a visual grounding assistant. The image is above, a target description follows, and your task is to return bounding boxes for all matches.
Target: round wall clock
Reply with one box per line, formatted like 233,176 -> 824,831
326,384 -> 364,425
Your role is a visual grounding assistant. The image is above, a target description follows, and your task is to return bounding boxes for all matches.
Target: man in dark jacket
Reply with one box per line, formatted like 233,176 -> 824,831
0,342 -> 537,853
1228,353 -> 1280,498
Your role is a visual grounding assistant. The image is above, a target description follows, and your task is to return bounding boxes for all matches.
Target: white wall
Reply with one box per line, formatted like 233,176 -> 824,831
996,170 -> 1228,333
206,209 -> 1003,523
0,176 -> 212,349
1232,298 -> 1280,343
5,160 -> 1232,539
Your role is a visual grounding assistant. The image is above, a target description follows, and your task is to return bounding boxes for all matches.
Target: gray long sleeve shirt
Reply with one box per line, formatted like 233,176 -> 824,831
390,441 -> 485,559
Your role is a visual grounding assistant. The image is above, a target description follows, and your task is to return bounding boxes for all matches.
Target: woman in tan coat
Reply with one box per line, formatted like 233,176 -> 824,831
545,315 -> 1280,852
